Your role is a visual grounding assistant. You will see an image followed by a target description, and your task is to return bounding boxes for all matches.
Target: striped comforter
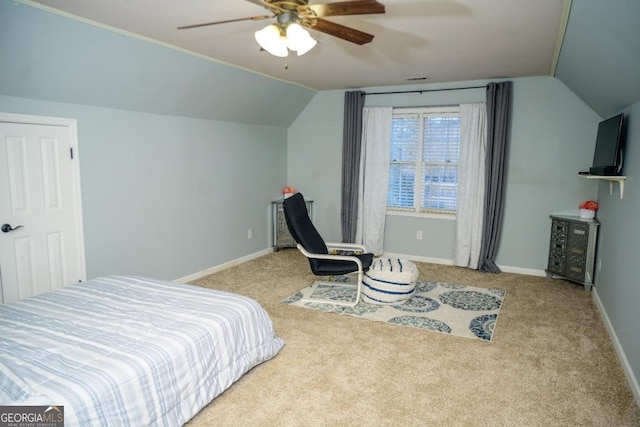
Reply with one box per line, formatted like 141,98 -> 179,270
0,276 -> 284,426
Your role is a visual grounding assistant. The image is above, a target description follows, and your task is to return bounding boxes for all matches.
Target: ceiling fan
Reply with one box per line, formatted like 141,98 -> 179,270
178,0 -> 385,58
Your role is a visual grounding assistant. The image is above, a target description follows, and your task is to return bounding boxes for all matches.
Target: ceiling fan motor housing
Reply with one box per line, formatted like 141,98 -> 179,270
179,1 -> 385,46
277,11 -> 298,26
270,1 -> 318,28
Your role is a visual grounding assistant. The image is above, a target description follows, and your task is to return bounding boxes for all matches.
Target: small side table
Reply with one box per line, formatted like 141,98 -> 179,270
271,199 -> 313,251
546,214 -> 599,291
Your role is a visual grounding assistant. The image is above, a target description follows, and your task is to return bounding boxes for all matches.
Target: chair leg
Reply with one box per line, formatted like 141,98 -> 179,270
302,270 -> 364,307
322,269 -> 363,308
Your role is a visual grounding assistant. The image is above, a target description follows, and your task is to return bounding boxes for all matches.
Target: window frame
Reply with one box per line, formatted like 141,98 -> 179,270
386,106 -> 461,218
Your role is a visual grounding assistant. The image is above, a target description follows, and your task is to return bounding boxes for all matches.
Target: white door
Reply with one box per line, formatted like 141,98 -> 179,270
0,115 -> 86,303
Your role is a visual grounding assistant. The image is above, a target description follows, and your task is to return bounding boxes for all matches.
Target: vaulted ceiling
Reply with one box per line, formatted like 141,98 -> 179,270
553,0 -> 640,118
17,0 -> 640,118
25,0 -> 566,91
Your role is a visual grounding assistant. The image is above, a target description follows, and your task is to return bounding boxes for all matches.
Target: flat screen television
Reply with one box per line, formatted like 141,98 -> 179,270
589,113 -> 626,176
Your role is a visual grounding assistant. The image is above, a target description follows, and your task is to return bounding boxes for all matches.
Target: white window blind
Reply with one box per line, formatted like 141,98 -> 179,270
388,115 -> 419,210
387,108 -> 460,214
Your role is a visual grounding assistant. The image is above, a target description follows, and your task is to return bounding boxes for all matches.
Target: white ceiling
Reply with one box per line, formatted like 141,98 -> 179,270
26,0 -> 568,91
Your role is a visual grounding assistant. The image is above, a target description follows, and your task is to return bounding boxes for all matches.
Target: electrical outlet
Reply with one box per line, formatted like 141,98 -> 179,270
416,230 -> 423,240
247,229 -> 253,239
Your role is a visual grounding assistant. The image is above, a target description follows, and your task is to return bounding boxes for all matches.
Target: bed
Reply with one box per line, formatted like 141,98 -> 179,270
0,275 -> 284,426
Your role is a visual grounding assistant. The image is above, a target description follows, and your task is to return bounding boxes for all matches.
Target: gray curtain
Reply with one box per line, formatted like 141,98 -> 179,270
341,90 -> 366,243
478,81 -> 512,273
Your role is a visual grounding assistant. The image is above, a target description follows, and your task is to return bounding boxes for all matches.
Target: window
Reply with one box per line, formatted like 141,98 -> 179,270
387,107 -> 460,215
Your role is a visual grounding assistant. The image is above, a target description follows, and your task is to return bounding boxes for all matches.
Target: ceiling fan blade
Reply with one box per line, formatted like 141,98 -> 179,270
244,0 -> 285,13
178,15 -> 271,30
245,0 -> 269,6
308,0 -> 385,17
309,18 -> 374,45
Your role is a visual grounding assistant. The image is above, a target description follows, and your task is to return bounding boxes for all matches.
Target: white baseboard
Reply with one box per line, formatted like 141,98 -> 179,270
498,265 -> 547,277
174,248 -> 273,283
176,251 -> 544,282
592,288 -> 640,407
382,252 -> 454,266
382,252 -> 547,277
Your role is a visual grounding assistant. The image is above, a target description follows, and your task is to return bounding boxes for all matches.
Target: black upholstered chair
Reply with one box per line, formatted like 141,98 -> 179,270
283,192 -> 374,306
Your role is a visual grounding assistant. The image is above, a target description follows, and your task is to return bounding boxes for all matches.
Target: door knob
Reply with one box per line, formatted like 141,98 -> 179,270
1,224 -> 24,233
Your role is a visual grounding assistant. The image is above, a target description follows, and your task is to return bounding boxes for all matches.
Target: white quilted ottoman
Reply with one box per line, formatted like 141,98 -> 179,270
362,258 -> 419,305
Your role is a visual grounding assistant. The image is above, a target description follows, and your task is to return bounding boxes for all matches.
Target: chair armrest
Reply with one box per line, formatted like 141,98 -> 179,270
325,242 -> 368,253
296,244 -> 364,272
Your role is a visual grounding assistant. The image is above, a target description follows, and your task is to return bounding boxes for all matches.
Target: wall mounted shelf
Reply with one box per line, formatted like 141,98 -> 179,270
580,174 -> 626,199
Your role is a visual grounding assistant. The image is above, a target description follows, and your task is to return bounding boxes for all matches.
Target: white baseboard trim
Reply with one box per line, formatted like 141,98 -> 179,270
382,252 -> 547,277
592,288 -> 640,407
182,249 -> 549,280
498,265 -> 548,277
174,248 -> 273,283
382,252 -> 453,266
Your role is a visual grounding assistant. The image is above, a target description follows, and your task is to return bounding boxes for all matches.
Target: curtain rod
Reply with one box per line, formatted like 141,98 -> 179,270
365,85 -> 486,96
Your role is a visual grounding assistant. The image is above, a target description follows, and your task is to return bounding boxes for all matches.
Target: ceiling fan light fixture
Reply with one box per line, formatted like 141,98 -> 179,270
286,23 -> 317,56
255,24 -> 288,57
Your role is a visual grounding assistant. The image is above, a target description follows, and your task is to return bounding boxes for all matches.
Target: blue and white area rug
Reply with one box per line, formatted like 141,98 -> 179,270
282,275 -> 506,342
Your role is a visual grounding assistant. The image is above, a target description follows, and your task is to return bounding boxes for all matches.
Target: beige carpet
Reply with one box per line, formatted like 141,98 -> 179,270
186,250 -> 640,426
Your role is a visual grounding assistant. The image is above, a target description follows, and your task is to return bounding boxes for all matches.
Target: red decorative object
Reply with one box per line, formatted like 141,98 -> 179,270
283,186 -> 297,199
579,200 -> 599,211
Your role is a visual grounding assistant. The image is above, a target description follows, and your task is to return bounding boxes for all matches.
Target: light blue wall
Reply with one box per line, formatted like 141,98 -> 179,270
593,100 -> 640,387
555,0 -> 640,118
0,1 -> 315,127
287,90 -> 345,236
0,95 -> 287,279
288,77 -> 600,271
498,77 -> 600,269
0,0 -> 315,280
